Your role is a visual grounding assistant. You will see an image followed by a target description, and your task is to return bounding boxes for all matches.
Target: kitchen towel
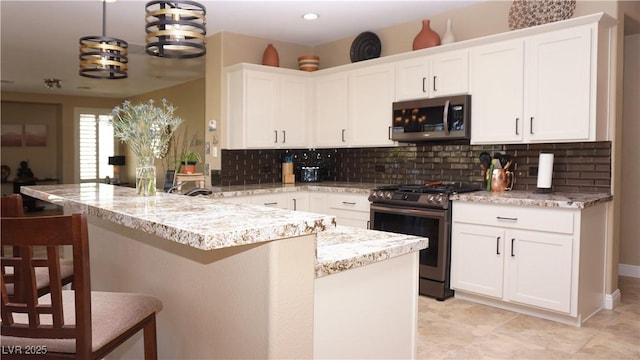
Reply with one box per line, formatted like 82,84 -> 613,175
537,153 -> 554,190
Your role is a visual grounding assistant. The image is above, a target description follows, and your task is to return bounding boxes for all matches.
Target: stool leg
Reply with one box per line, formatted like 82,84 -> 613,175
143,315 -> 158,360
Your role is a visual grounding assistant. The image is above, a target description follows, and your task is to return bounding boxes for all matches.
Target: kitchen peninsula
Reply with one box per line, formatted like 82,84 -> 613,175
21,184 -> 428,359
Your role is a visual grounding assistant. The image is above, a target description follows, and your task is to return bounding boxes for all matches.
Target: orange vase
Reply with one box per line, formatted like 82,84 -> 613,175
413,20 -> 441,50
262,44 -> 279,67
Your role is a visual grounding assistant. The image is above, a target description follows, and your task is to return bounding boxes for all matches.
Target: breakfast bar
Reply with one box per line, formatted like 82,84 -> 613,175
22,184 -> 428,359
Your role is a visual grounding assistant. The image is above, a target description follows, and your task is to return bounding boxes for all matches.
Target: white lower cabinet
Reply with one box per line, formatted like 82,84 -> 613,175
219,190 -> 370,228
326,193 -> 370,229
232,192 -> 309,212
451,201 -> 607,326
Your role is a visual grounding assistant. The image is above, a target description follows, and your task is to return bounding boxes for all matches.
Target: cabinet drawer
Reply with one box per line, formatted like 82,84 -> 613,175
453,202 -> 575,234
327,193 -> 370,213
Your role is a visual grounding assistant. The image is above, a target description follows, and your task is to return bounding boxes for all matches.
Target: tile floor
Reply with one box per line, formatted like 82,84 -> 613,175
417,276 -> 640,359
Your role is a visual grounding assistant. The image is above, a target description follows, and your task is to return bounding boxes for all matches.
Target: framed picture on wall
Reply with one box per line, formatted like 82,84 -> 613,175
1,124 -> 23,146
24,124 -> 47,146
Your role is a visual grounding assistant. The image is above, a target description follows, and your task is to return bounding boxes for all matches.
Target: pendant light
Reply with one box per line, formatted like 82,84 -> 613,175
145,1 -> 207,59
79,0 -> 128,79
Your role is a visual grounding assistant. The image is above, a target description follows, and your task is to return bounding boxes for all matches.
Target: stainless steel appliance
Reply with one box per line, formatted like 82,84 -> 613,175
300,166 -> 321,182
391,95 -> 471,142
369,181 -> 482,300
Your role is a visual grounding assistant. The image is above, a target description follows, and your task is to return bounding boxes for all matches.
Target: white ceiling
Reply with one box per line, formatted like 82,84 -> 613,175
0,0 -> 481,98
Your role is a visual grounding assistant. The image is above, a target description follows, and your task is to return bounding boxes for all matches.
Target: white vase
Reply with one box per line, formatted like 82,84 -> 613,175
442,18 -> 456,45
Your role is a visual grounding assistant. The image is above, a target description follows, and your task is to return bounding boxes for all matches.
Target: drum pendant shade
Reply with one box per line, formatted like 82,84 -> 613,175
79,0 -> 128,80
145,1 -> 207,59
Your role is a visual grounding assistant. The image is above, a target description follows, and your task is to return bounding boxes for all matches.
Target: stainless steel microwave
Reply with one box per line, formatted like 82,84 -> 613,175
391,95 -> 471,142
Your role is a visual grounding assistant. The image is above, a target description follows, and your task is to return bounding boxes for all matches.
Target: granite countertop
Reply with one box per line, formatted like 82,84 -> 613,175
207,181 -> 381,198
450,190 -> 612,209
21,183 -> 428,278
315,226 -> 427,278
21,184 -> 335,251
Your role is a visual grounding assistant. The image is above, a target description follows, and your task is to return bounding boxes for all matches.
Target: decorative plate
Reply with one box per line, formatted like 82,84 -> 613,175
350,31 -> 381,63
508,0 -> 576,30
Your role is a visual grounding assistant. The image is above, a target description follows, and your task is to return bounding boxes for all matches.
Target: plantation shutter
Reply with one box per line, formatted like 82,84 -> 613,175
78,112 -> 114,182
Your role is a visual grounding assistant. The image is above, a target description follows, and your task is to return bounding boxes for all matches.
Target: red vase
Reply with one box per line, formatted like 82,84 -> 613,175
413,20 -> 441,50
262,44 -> 279,67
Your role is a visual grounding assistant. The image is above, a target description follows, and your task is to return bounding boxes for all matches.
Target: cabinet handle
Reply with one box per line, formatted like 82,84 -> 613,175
388,126 -> 392,140
443,100 -> 450,135
341,129 -> 346,142
496,236 -> 501,255
515,118 -> 519,135
292,198 -> 297,211
367,220 -> 370,229
264,202 -> 278,206
274,131 -> 278,143
433,75 -> 437,92
342,201 -> 356,205
511,238 -> 515,257
530,117 -> 534,135
496,216 -> 518,222
422,77 -> 427,93
282,130 -> 286,143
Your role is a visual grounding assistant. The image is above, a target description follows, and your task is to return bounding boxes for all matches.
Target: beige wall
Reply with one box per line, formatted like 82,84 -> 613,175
620,33 -> 640,268
314,0 -> 618,68
1,102 -> 60,183
0,93 -> 123,184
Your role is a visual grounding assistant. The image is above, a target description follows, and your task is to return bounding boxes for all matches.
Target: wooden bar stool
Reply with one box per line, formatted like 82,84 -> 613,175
1,194 -> 74,301
1,213 -> 163,359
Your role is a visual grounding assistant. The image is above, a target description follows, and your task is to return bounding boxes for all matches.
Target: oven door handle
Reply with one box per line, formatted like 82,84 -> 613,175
370,204 -> 446,218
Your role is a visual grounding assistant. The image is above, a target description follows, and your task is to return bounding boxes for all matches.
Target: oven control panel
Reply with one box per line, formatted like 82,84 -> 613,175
369,191 -> 448,208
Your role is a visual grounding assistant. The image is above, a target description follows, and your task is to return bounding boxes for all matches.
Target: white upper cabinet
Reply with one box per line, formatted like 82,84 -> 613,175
312,72 -> 349,147
279,74 -> 310,148
524,26 -> 593,142
224,13 -> 613,150
469,40 -> 525,143
471,22 -> 610,144
313,64 -> 396,148
395,50 -> 469,101
226,65 -> 309,149
347,63 -> 395,147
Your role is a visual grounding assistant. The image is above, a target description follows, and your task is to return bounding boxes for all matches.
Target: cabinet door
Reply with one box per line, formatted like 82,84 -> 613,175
250,193 -> 290,210
348,64 -> 395,147
525,26 -> 592,142
279,75 -> 309,148
327,193 -> 370,229
308,192 -> 328,214
451,223 -> 505,298
313,73 -> 349,147
245,70 -> 279,148
290,193 -> 309,212
506,229 -> 573,313
395,57 -> 429,101
430,50 -> 469,97
469,40 -> 525,144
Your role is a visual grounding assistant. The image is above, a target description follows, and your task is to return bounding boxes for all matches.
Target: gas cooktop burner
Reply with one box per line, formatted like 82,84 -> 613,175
369,181 -> 483,209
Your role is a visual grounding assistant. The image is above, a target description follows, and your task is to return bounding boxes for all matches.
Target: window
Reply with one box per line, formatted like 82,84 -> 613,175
76,109 -> 115,183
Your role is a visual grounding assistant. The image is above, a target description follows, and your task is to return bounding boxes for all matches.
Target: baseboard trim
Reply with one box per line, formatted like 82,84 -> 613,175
618,263 -> 640,278
604,288 -> 621,310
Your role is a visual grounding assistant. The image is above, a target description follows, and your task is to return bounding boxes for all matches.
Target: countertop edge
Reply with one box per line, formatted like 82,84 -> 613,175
450,191 -> 612,209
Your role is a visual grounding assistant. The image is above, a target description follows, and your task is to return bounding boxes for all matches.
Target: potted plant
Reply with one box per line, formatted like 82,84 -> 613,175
179,149 -> 202,174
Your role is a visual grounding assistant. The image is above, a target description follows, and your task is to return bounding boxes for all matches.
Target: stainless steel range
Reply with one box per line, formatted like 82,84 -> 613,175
369,181 -> 482,300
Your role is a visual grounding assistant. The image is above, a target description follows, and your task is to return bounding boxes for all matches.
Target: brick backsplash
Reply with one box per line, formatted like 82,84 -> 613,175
221,141 -> 611,193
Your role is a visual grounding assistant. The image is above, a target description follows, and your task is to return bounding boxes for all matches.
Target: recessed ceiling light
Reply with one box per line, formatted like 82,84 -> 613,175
302,13 -> 319,21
